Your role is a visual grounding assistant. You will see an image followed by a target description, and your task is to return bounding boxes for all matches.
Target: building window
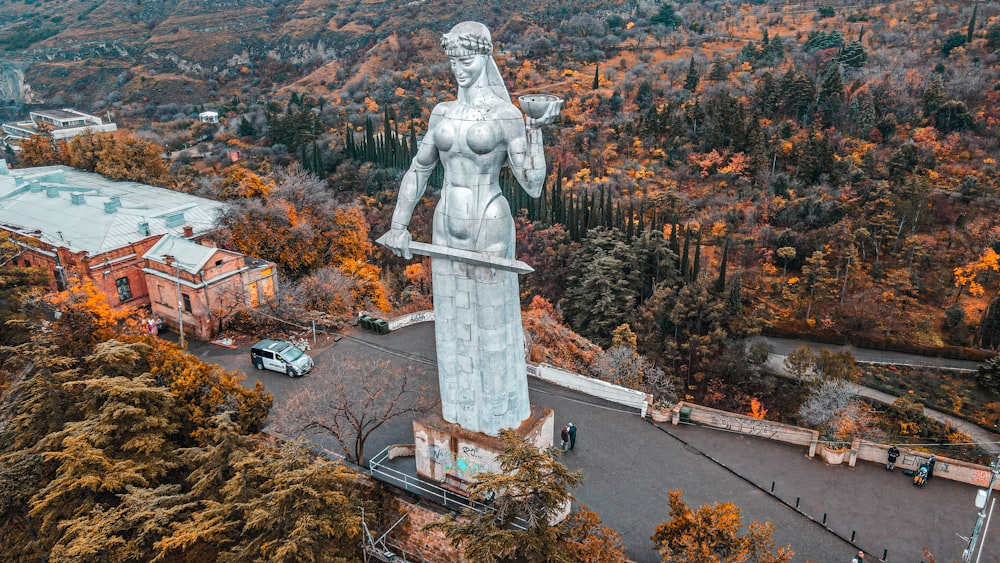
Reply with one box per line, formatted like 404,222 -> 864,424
182,293 -> 192,313
115,276 -> 132,302
23,259 -> 30,267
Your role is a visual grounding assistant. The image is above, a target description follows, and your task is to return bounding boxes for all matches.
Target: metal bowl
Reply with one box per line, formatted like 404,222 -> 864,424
518,94 -> 563,119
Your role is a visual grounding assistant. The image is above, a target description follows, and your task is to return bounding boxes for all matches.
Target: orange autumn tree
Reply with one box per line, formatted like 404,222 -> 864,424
145,338 -> 272,436
17,133 -> 62,166
652,490 -> 792,563
45,277 -> 137,358
559,505 -> 629,562
954,247 -> 1000,301
217,165 -> 274,199
329,205 -> 389,311
522,296 -> 601,375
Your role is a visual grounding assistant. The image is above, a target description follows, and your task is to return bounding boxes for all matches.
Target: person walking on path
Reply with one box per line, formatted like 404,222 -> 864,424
886,445 -> 900,471
568,422 -> 577,450
926,454 -> 936,481
560,426 -> 570,450
851,551 -> 865,563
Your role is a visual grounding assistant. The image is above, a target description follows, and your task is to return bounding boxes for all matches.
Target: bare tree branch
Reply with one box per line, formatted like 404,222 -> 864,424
274,358 -> 435,464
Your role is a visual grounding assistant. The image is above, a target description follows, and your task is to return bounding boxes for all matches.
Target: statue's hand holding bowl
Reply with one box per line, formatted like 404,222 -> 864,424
519,94 -> 563,127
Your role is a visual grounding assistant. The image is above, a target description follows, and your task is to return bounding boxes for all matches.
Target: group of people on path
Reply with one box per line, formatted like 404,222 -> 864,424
560,423 -> 576,451
886,445 -> 937,484
144,317 -> 164,335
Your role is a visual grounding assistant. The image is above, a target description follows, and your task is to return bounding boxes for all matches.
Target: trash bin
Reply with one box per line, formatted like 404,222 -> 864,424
374,319 -> 389,334
360,315 -> 373,330
679,406 -> 692,423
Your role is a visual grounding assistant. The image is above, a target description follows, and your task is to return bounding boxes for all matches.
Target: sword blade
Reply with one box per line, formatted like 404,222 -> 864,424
376,234 -> 533,275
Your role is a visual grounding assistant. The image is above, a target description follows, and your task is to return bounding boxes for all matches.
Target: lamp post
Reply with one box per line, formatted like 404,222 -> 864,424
962,453 -> 1000,561
164,255 -> 186,349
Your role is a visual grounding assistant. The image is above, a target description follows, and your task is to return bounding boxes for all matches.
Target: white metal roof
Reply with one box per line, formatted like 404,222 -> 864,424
143,234 -> 218,274
0,165 -> 226,256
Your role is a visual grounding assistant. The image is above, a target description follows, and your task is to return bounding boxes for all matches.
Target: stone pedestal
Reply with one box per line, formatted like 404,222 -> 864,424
414,404 -> 554,492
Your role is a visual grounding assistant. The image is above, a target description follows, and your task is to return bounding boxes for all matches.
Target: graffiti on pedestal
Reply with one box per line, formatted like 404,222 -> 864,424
427,443 -> 483,478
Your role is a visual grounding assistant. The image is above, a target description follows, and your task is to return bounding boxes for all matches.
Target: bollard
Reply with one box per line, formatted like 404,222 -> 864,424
850,530 -> 856,542
822,512 -> 827,525
882,548 -> 887,561
795,497 -> 800,508
770,481 -> 775,493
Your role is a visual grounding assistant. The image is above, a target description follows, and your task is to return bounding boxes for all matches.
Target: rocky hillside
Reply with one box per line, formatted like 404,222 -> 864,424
0,0 -> 633,108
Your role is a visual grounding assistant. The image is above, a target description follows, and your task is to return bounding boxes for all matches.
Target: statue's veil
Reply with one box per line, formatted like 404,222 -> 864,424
441,21 -> 510,103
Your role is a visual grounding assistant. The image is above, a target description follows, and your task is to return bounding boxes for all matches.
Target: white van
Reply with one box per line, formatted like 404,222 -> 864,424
250,339 -> 314,377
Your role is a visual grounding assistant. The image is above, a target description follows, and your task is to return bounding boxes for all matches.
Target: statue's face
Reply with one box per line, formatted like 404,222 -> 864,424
450,54 -> 486,88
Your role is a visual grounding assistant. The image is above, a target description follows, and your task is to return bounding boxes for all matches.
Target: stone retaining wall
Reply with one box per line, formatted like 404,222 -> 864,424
667,402 -> 999,490
670,401 -> 819,456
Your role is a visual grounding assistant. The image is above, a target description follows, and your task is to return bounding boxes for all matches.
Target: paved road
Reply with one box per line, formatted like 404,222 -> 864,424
750,335 -> 983,371
186,327 -> 1000,563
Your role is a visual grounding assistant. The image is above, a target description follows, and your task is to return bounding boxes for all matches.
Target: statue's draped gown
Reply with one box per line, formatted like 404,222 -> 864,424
429,104 -> 531,436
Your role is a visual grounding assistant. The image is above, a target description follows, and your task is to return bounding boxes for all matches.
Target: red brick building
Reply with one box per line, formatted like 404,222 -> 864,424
0,161 -> 276,341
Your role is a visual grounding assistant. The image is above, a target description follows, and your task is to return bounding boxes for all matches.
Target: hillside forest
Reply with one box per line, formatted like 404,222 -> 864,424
5,1 -> 1000,450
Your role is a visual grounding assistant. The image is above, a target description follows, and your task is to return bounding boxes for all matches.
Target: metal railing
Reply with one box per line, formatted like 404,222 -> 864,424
367,446 -> 528,530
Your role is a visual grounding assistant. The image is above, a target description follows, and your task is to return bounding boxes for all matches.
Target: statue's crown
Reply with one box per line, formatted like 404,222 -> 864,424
442,22 -> 493,57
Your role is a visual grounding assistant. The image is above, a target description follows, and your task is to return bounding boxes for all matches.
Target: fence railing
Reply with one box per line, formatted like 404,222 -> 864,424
367,446 -> 528,530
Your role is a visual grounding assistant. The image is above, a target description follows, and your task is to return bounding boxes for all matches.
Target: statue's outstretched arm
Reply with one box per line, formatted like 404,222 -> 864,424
507,102 -> 561,198
382,113 -> 441,259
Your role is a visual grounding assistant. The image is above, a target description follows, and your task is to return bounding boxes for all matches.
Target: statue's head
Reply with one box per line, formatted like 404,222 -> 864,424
441,21 -> 493,57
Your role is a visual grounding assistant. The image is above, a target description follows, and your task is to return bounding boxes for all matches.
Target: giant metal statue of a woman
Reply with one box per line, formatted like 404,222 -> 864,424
378,21 -> 561,436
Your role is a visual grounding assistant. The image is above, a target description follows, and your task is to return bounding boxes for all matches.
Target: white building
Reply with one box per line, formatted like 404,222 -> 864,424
1,108 -> 118,151
198,110 -> 219,124
0,161 -> 277,340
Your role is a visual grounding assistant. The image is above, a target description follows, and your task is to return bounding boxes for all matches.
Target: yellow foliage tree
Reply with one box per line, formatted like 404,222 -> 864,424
954,247 -> 1000,299
45,277 -> 135,358
652,490 -> 793,563
218,165 -> 274,199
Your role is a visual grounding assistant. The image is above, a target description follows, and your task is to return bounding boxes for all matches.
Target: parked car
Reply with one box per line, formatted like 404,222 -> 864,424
250,339 -> 314,377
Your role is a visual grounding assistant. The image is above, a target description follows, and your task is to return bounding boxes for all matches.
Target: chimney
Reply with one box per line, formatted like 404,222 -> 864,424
138,222 -> 150,236
46,187 -> 59,198
104,200 -> 118,214
70,192 -> 86,205
29,180 -> 42,193
110,196 -> 121,206
183,225 -> 194,237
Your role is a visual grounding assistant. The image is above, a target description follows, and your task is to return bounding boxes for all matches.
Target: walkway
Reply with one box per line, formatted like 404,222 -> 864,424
754,336 -> 1000,455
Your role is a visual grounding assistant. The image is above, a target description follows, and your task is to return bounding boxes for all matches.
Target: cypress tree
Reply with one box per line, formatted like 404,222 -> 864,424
636,198 -> 645,235
364,117 -> 375,162
683,58 -> 700,92
604,188 -> 613,227
626,200 -> 635,241
344,127 -> 356,159
691,229 -> 702,282
553,167 -> 563,225
680,224 -> 690,280
567,192 -> 576,240
592,63 -> 600,90
714,237 -> 730,293
669,223 -> 679,255
968,3 -> 978,42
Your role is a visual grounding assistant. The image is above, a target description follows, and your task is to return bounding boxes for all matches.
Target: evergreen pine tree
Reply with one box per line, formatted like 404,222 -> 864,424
592,63 -> 600,90
680,225 -> 690,281
968,3 -> 978,42
714,237 -> 729,293
683,59 -> 699,92
923,74 -> 947,118
691,230 -> 702,282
